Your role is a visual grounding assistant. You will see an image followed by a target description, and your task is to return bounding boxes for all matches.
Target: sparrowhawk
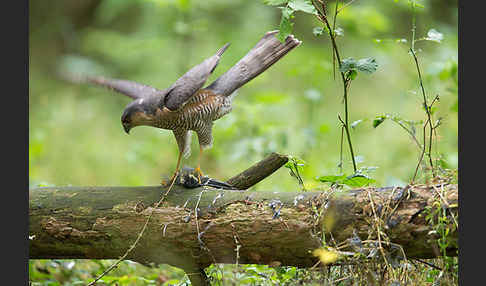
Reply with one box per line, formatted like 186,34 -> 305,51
66,31 -> 301,183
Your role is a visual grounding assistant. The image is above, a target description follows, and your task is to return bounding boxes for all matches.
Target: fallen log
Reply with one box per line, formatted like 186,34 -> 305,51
29,154 -> 458,285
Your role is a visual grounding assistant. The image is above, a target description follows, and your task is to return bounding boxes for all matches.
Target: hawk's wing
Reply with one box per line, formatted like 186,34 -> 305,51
162,43 -> 230,111
81,76 -> 164,99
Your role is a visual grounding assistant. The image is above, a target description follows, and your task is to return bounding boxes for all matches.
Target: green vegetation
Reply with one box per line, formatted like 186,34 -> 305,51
29,0 -> 458,284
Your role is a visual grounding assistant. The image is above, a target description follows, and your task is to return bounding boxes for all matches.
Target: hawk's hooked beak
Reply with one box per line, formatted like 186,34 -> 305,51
123,124 -> 131,134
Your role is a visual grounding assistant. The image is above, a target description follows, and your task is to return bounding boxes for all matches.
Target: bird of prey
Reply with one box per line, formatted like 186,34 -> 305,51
66,31 -> 301,183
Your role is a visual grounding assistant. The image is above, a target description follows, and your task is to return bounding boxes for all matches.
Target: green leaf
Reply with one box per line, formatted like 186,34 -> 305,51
285,156 -> 306,168
281,5 -> 294,17
317,175 -> 347,184
342,174 -> 375,187
285,155 -> 306,178
263,0 -> 288,5
288,0 -> 318,14
340,57 -> 378,75
348,70 -> 358,80
318,173 -> 375,188
276,7 -> 294,42
356,57 -> 378,74
339,58 -> 357,73
373,115 -> 387,128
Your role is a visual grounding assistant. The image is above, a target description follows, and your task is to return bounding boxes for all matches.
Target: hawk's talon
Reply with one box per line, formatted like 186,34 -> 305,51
194,167 -> 204,184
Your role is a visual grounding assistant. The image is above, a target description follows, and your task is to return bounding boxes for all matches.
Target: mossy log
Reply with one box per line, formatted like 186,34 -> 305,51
29,181 -> 458,283
29,152 -> 458,285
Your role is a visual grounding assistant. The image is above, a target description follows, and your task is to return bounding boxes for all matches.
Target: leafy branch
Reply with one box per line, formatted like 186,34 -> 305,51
373,1 -> 444,183
311,0 -> 359,172
409,0 -> 441,182
409,47 -> 437,181
266,0 -> 379,188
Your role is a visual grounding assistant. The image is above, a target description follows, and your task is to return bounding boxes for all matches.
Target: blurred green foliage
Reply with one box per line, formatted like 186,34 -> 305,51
29,0 -> 457,284
29,0 -> 457,190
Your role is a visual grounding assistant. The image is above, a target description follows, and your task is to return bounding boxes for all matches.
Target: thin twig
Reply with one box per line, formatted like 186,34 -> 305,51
367,190 -> 391,269
331,0 -> 339,80
409,7 -> 436,180
391,118 -> 422,150
195,190 -> 205,248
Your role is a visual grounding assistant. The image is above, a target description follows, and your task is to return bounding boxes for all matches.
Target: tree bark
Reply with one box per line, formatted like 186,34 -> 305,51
29,181 -> 458,284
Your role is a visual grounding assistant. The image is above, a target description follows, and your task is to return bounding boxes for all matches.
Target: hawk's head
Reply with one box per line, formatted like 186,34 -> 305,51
121,97 -> 158,134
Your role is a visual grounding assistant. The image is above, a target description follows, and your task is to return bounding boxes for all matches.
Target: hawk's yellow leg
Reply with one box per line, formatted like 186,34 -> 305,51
194,145 -> 204,184
162,151 -> 183,186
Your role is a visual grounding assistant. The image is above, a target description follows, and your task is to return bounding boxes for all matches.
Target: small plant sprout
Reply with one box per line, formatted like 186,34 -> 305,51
285,155 -> 307,191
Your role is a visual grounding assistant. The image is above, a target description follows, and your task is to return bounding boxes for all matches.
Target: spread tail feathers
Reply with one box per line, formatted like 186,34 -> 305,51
206,31 -> 301,97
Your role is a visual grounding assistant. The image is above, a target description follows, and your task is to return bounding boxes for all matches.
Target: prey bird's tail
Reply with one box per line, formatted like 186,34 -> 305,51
206,31 -> 301,97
